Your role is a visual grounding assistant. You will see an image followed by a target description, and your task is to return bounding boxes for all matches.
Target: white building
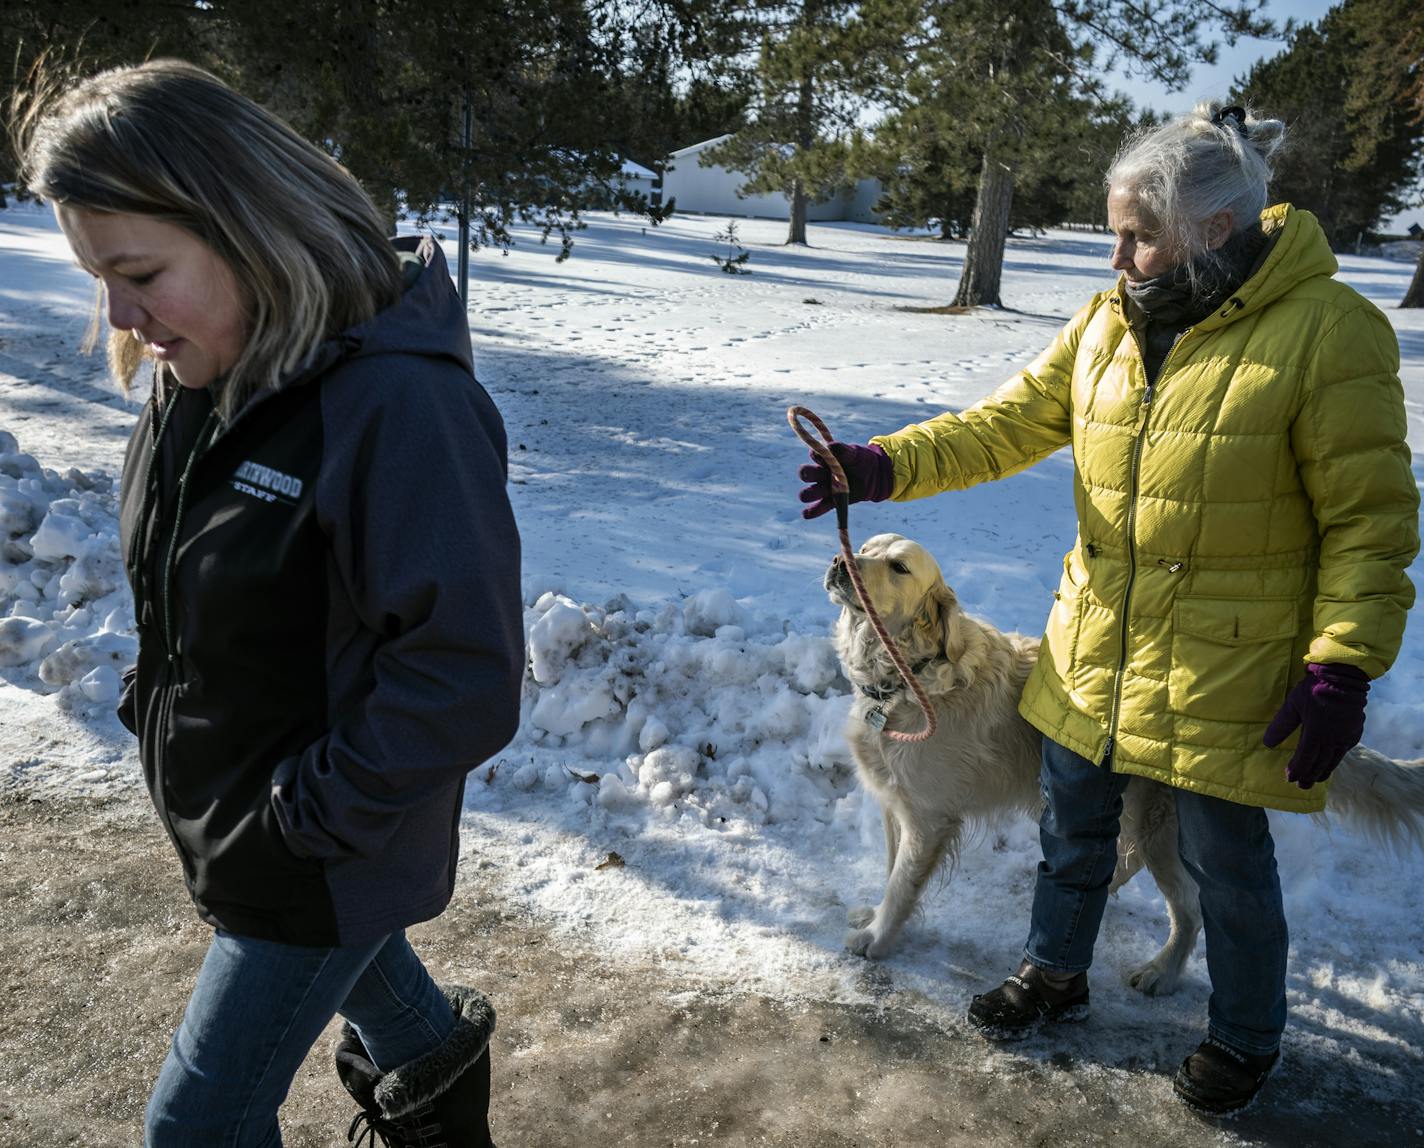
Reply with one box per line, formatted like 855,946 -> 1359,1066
613,157 -> 660,206
661,135 -> 882,223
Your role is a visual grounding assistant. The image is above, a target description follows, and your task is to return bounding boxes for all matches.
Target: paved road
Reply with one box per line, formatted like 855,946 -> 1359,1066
2,794 -> 1414,1148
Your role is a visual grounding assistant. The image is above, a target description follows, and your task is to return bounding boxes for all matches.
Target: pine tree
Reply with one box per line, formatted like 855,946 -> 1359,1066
1386,4 -> 1423,307
215,0 -> 662,258
942,0 -> 1088,307
5,1 -> 697,261
611,8 -> 756,200
1236,0 -> 1424,253
927,0 -> 1278,308
1404,241 -> 1424,308
1014,97 -> 1148,232
702,0 -> 890,245
2,0 -> 198,200
856,0 -> 994,241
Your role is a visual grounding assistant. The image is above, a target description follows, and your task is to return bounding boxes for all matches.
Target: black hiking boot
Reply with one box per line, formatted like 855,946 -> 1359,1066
1173,1036 -> 1279,1118
966,959 -> 1090,1041
336,984 -> 496,1147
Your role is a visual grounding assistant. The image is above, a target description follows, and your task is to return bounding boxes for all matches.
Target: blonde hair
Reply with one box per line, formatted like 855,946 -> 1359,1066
1107,100 -> 1287,282
19,59 -> 403,420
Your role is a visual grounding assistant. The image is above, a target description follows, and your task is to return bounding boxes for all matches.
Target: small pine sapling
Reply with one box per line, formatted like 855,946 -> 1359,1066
711,222 -> 752,274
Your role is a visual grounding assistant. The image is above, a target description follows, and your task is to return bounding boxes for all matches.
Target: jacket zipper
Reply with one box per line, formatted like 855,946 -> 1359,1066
1102,325 -> 1188,765
159,410 -> 220,665
152,660 -> 196,881
128,393 -> 181,629
133,392 -> 219,883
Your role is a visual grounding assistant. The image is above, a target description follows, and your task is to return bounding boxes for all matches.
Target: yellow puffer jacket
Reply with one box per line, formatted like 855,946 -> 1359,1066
872,205 -> 1418,812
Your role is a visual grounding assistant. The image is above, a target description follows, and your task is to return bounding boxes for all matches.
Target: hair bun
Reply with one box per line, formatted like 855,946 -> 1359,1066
1191,99 -> 1287,161
1243,114 -> 1286,161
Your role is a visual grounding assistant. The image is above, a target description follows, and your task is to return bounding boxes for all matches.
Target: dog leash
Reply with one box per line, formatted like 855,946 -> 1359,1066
787,405 -> 938,743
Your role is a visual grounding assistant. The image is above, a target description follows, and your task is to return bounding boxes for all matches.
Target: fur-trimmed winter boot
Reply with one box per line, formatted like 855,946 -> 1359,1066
336,984 -> 496,1147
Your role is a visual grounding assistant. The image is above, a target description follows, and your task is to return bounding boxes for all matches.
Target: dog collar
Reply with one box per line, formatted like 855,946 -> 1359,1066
857,656 -> 941,702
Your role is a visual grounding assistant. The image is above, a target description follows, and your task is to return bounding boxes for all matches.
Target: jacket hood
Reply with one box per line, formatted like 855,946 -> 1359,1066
1220,204 -> 1338,320
263,235 -> 472,397
1114,204 -> 1339,333
340,234 -> 473,372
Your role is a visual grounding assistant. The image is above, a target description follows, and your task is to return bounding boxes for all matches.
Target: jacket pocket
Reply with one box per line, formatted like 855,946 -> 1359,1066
1169,597 -> 1299,724
1046,552 -> 1093,695
167,784 -> 326,913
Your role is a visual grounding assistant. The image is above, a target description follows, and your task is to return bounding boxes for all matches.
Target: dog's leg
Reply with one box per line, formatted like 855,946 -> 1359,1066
847,816 -> 958,960
848,807 -> 899,929
1126,807 -> 1201,997
883,806 -> 901,875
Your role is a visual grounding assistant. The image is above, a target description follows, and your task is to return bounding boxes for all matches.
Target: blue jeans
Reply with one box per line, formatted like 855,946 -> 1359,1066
145,929 -> 455,1147
1025,736 -> 1287,1056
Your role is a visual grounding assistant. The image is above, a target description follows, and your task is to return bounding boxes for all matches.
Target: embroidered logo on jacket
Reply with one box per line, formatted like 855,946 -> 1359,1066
231,460 -> 305,505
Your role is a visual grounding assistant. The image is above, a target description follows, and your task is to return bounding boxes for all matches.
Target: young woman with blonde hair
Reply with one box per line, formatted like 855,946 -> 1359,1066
23,59 -> 523,1145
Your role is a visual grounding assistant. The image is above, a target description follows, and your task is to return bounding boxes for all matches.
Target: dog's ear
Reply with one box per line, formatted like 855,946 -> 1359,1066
916,581 -> 957,656
932,584 -> 989,687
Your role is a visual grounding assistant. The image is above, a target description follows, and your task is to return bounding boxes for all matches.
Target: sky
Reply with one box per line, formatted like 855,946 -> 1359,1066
1106,0 -> 1337,118
1106,0 -> 1422,234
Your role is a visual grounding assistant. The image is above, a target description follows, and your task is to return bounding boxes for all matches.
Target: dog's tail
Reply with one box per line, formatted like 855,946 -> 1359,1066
1322,744 -> 1424,853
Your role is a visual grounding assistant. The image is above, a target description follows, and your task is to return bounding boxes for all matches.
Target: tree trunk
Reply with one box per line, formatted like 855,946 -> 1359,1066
952,152 -> 1014,308
787,179 -> 809,245
786,71 -> 814,246
1403,246 -> 1424,308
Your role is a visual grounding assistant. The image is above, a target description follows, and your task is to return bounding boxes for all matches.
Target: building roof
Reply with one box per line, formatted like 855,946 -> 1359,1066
668,134 -> 733,159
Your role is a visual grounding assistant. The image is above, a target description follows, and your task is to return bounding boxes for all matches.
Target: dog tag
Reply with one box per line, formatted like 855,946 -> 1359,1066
865,706 -> 888,732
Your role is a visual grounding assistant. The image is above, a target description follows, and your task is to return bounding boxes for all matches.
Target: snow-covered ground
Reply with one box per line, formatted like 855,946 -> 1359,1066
3,202 -> 1423,1109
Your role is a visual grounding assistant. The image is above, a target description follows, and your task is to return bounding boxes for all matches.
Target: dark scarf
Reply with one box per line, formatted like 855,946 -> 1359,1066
1125,223 -> 1271,384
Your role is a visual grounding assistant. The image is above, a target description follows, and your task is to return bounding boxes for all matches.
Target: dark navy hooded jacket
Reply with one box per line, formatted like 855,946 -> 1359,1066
118,236 -> 524,946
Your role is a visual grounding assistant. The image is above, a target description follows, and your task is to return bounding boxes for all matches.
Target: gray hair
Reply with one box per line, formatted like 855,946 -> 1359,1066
19,59 -> 403,421
1106,100 -> 1287,272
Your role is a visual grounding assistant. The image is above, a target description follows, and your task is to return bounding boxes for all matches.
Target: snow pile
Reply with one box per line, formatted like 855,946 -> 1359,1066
0,424 -> 867,821
513,587 -> 858,828
0,430 -> 135,710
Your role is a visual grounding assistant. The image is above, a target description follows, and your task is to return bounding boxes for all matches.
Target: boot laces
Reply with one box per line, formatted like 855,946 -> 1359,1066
347,1109 -> 402,1148
346,1102 -> 447,1148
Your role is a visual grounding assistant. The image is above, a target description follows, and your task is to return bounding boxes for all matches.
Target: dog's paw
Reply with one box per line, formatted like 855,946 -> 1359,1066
846,905 -> 876,928
845,926 -> 898,960
845,927 -> 877,957
1127,959 -> 1180,997
865,933 -> 898,960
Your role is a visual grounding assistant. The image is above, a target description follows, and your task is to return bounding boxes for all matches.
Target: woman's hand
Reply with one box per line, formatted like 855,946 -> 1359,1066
798,442 -> 895,519
1263,663 -> 1370,788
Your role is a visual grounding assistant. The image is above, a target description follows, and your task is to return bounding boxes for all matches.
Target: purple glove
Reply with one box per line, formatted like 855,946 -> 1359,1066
797,442 -> 895,520
1263,663 -> 1370,789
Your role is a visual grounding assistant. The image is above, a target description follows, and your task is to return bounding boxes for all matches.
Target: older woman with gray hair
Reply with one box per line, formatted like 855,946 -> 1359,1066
799,102 -> 1417,1116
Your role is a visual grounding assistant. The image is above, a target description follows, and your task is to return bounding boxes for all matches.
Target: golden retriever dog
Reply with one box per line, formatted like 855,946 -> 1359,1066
827,533 -> 1424,989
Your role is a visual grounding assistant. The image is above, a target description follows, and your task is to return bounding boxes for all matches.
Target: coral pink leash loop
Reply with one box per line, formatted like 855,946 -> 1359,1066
787,405 -> 937,743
